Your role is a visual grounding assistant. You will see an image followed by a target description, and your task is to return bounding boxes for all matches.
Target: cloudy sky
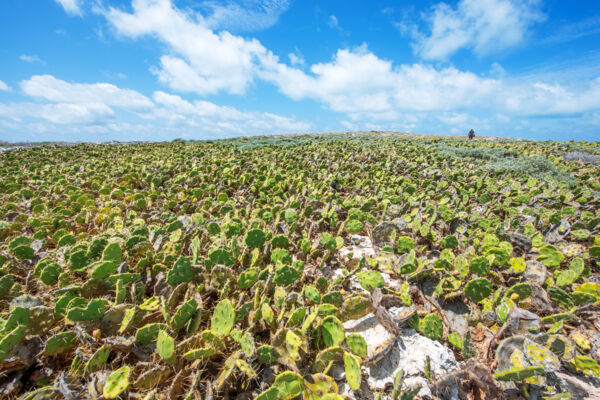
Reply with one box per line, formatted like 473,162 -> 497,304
0,0 -> 599,142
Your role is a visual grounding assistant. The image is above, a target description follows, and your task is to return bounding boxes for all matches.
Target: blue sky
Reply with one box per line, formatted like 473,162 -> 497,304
0,0 -> 599,142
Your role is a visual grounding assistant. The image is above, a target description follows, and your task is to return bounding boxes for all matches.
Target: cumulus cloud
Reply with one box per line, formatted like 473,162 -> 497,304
0,74 -> 309,140
411,0 -> 544,60
198,0 -> 291,32
55,0 -> 83,16
0,102 -> 114,125
0,80 -> 10,91
20,75 -> 154,110
105,0 -> 270,95
20,55 -> 45,64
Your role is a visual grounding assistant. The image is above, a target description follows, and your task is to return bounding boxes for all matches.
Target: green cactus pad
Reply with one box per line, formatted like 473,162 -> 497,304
343,352 -> 362,390
157,329 -> 175,362
464,278 -> 493,303
44,331 -> 76,356
135,323 -> 169,345
211,299 -> 235,337
85,345 -> 110,374
420,314 -> 444,341
166,256 -> 193,286
103,365 -> 131,399
537,245 -> 564,267
345,333 -> 367,357
320,316 -> 345,347
494,366 -> 544,381
245,229 -> 266,248
273,371 -> 304,400
469,256 -> 490,276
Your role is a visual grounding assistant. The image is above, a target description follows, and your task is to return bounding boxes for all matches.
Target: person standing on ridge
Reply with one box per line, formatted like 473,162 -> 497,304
468,129 -> 475,140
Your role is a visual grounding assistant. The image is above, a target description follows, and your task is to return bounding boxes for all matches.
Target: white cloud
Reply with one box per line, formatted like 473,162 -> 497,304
55,0 -> 83,16
199,0 -> 291,32
20,55 -> 44,64
0,102 -> 114,125
411,0 -> 544,60
20,75 -> 154,110
0,74 -> 310,140
288,48 -> 305,67
328,15 -> 340,30
0,80 -> 10,91
105,0 -> 270,95
152,91 -> 309,132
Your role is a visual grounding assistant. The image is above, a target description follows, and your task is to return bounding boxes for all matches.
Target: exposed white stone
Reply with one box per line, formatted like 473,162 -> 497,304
343,308 -> 459,399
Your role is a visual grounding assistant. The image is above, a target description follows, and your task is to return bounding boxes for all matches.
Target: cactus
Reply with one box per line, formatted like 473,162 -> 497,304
67,299 -> 105,322
135,367 -> 171,390
119,306 -> 142,334
166,256 -> 193,287
245,229 -> 266,248
441,235 -> 458,249
89,261 -> 117,280
3,307 -> 29,334
170,299 -> 197,331
493,366 -> 544,381
12,245 -> 35,260
0,274 -> 13,298
85,345 -> 110,374
70,352 -> 85,376
448,332 -> 463,350
40,263 -> 62,286
556,257 -> 584,287
548,286 -> 574,310
343,352 -> 362,390
320,316 -> 345,347
208,248 -> 235,267
257,345 -> 280,364
469,256 -> 490,275
356,270 -> 385,292
341,295 -> 373,322
44,331 -> 76,356
139,296 -> 160,311
69,249 -> 88,271
0,325 -> 26,362
103,365 -> 131,399
239,331 -> 255,357
102,242 -> 122,264
572,291 -> 596,306
303,373 -> 338,400
464,278 -> 493,303
313,346 -> 344,372
505,283 -> 532,302
273,371 -> 305,400
211,299 -> 235,337
569,355 -> 600,378
214,351 -> 240,389
273,265 -> 300,285
157,329 -> 175,363
238,267 -> 259,290
420,314 -> 443,341
184,347 -> 215,361
537,245 -> 564,267
135,323 -> 169,345
256,387 -> 279,400
396,236 -> 415,254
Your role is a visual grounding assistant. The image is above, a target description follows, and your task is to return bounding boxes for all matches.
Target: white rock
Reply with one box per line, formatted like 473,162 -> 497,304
339,235 -> 376,261
343,309 -> 459,399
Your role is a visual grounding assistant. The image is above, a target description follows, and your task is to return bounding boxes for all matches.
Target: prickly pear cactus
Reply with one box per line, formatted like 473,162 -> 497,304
211,299 -> 235,337
464,278 -> 493,303
85,345 -> 110,374
157,329 -> 175,363
273,371 -> 305,400
320,316 -> 345,347
67,299 -> 105,322
493,366 -> 544,381
420,314 -> 444,341
170,299 -> 197,331
167,256 -> 193,287
44,331 -> 76,356
343,352 -> 362,390
345,333 -> 367,357
0,325 -> 26,362
505,283 -> 532,302
103,365 -> 131,399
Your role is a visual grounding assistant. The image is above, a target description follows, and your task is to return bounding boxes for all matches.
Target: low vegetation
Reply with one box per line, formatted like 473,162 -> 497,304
0,133 -> 599,399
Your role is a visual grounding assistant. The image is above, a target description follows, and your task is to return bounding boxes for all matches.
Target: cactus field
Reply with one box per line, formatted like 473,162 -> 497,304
0,133 -> 599,399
